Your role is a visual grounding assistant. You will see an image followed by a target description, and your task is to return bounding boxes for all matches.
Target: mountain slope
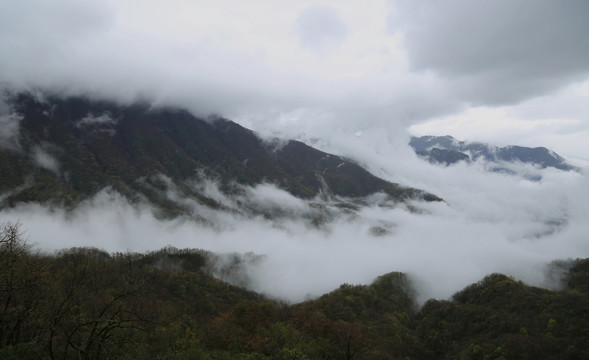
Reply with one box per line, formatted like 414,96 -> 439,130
0,93 -> 440,212
410,135 -> 577,172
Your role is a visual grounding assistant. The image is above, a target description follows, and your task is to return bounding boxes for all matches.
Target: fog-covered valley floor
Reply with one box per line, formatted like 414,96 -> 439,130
2,151 -> 587,305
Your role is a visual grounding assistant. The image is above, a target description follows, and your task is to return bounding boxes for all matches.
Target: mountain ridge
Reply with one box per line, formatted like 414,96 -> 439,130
0,92 -> 440,215
409,135 -> 578,174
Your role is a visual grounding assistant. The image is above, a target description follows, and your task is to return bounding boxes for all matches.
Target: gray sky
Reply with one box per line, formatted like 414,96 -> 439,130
394,0 -> 589,103
1,0 -> 587,159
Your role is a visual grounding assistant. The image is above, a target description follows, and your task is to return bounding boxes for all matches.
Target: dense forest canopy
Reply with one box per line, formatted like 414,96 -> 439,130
1,221 -> 588,360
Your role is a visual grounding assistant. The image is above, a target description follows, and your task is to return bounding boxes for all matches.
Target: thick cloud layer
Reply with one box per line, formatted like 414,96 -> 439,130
1,0 -> 588,154
296,6 -> 348,52
392,0 -> 589,105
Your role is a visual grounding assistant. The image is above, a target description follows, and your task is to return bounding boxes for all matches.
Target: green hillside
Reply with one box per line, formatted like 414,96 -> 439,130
2,222 -> 588,360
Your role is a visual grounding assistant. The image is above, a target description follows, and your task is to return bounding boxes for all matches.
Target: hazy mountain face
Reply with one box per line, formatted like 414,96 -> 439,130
409,135 -> 578,179
0,93 -> 438,213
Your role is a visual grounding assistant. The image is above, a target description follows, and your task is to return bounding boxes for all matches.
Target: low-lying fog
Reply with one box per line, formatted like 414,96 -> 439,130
2,147 -> 588,305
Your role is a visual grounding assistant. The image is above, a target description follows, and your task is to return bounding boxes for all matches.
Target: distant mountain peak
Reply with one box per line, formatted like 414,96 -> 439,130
409,135 -> 578,176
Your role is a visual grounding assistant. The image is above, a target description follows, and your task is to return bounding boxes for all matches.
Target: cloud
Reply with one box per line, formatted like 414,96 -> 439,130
295,6 -> 348,52
391,0 -> 589,105
77,112 -> 118,127
32,146 -> 60,175
408,80 -> 589,161
0,0 -> 454,131
0,0 -> 112,91
0,0 -> 588,307
1,163 -> 588,305
1,0 -> 588,144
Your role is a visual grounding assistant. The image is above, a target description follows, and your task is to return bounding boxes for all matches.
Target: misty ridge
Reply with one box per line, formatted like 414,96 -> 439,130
409,135 -> 580,180
0,90 -> 587,308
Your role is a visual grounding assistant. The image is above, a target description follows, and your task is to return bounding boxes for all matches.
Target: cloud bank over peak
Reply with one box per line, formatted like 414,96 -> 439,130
1,0 -> 587,158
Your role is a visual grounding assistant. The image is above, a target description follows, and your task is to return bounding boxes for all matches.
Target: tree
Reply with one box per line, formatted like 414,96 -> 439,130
44,247 -> 152,360
0,221 -> 46,357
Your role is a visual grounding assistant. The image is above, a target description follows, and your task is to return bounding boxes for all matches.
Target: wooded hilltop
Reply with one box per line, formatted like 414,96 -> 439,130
1,222 -> 588,360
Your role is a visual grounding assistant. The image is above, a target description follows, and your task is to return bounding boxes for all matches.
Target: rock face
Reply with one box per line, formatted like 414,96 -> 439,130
410,135 -> 577,171
0,93 -> 440,211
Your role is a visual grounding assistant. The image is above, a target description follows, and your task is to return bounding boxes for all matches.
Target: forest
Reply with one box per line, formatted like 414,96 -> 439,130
1,221 -> 588,360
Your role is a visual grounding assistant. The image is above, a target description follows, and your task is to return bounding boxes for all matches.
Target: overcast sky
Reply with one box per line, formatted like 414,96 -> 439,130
1,0 -> 588,161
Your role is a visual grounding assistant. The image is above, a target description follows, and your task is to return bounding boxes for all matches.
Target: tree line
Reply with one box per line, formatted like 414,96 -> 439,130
1,221 -> 588,359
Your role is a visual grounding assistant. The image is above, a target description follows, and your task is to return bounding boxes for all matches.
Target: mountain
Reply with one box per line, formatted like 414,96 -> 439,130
415,147 -> 471,166
0,92 -> 440,215
410,135 -> 578,173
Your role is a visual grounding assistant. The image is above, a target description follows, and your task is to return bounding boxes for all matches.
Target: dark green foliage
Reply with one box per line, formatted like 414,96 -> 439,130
418,270 -> 589,359
566,258 -> 589,293
2,222 -> 589,359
